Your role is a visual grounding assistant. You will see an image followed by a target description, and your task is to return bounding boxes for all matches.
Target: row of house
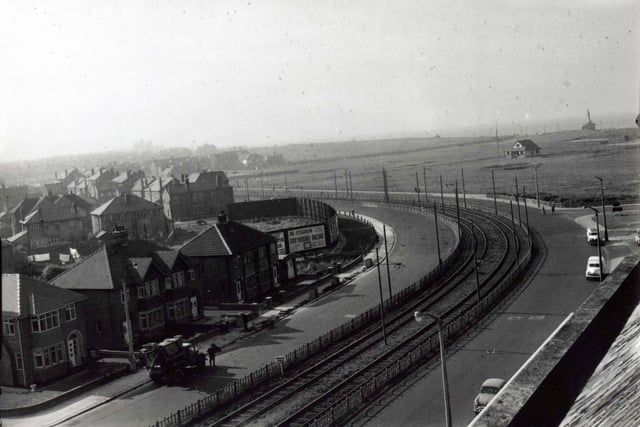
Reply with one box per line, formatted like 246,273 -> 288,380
2,213 -> 281,388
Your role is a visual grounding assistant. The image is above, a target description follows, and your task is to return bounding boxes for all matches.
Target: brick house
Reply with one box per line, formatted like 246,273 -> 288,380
50,234 -> 200,350
20,194 -> 93,251
163,171 -> 234,221
8,197 -> 40,235
1,274 -> 87,388
91,193 -> 168,240
179,213 -> 279,304
130,175 -> 176,204
112,170 -> 145,196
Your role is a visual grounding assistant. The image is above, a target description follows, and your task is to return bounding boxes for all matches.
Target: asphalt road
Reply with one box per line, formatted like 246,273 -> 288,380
358,206 -> 637,427
47,203 -> 456,426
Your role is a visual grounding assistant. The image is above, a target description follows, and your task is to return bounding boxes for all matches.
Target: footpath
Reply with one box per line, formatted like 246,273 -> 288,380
0,210 -> 396,426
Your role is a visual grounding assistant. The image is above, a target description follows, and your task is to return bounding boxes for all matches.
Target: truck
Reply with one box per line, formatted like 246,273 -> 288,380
586,228 -> 599,245
141,336 -> 206,385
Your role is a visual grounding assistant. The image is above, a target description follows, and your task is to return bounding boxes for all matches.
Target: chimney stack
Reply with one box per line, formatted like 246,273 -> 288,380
217,210 -> 227,224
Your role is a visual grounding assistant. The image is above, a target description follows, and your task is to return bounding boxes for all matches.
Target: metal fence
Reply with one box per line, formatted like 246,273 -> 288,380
150,192 -> 529,427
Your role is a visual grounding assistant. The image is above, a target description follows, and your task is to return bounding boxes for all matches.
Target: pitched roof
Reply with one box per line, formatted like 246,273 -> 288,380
167,171 -> 230,194
515,139 -> 541,151
154,250 -> 179,270
91,193 -> 162,216
180,220 -> 276,257
51,240 -> 166,291
7,230 -> 27,244
9,197 -> 40,216
2,274 -> 85,316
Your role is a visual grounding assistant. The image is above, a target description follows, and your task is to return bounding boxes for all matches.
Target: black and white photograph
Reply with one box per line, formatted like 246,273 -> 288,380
1,1 -> 639,426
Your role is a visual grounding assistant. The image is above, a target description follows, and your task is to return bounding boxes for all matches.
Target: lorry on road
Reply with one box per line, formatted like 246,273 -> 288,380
141,336 -> 206,385
586,228 -> 599,245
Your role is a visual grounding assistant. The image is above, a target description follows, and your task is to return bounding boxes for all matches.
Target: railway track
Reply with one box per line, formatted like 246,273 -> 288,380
199,203 -> 531,427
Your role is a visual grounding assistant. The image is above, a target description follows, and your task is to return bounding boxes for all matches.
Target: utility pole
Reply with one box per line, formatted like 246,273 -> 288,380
440,175 -> 445,214
461,167 -> 467,208
510,200 -> 519,266
523,186 -> 530,240
349,169 -> 354,201
383,224 -> 392,299
423,167 -> 428,201
515,176 -> 521,225
491,169 -> 498,215
334,171 -> 338,199
433,202 -> 442,266
471,221 -> 481,306
383,168 -> 390,203
415,172 -> 422,210
455,181 -> 461,237
284,175 -> 288,193
532,163 -> 540,208
245,178 -> 250,201
344,169 -> 349,199
122,270 -> 137,372
495,120 -> 500,157
375,248 -> 388,345
594,176 -> 608,241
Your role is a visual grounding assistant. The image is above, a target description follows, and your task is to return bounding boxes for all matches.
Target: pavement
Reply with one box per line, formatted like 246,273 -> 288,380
0,209 -> 397,425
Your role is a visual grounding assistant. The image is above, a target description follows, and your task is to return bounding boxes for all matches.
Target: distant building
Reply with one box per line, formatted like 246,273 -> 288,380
67,176 -> 91,198
265,154 -> 286,167
130,175 -> 176,204
2,274 -> 87,388
179,213 -> 279,304
50,235 -> 200,350
86,168 -> 118,203
505,139 -> 541,159
212,151 -> 241,171
582,109 -> 596,131
149,156 -> 211,179
164,171 -> 234,221
1,184 -> 30,215
91,193 -> 168,240
112,170 -> 145,196
8,197 -> 41,235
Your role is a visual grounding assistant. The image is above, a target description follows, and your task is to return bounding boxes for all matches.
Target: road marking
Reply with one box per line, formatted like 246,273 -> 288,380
507,315 -> 522,320
528,315 -> 546,320
345,314 -> 356,318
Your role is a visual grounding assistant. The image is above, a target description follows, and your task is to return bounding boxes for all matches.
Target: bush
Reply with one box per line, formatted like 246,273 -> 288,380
41,264 -> 68,281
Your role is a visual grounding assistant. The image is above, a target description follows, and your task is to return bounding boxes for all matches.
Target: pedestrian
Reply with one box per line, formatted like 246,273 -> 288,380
551,204 -> 555,215
207,343 -> 220,367
542,206 -> 546,215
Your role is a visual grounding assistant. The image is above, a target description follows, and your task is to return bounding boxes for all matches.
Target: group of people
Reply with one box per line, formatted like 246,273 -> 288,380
541,203 -> 556,215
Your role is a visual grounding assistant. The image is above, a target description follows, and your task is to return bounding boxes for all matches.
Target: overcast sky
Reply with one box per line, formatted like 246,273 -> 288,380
1,0 -> 638,162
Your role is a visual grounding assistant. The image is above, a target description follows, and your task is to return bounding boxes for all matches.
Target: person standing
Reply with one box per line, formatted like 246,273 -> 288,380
208,343 -> 220,367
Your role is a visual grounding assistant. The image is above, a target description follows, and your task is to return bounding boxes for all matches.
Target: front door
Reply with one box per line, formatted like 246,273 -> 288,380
190,296 -> 199,319
67,332 -> 81,367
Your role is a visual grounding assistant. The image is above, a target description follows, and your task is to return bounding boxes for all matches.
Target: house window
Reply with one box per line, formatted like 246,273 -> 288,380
15,353 -> 23,370
165,276 -> 173,290
167,298 -> 190,320
188,269 -> 196,281
139,307 -> 164,330
31,310 -> 60,333
137,279 -> 159,299
175,272 -> 185,288
64,304 -> 77,321
3,318 -> 16,336
258,247 -> 266,259
34,343 -> 65,368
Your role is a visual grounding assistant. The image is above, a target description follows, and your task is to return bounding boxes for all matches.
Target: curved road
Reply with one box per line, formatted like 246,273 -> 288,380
357,205 -> 636,426
8,203 -> 456,427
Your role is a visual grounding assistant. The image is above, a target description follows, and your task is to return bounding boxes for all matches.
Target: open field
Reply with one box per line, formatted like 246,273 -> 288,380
245,127 -> 640,207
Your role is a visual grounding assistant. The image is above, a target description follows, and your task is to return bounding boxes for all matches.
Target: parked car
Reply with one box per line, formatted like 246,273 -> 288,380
474,378 -> 506,414
586,228 -> 599,245
585,256 -> 607,280
196,219 -> 207,225
634,230 -> 640,246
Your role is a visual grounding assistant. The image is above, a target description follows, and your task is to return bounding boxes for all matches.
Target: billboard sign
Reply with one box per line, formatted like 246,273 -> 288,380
288,225 -> 326,253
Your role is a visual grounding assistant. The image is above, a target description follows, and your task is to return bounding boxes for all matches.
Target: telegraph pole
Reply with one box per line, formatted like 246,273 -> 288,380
491,169 -> 498,215
260,171 -> 265,199
344,169 -> 349,198
440,175 -> 445,214
433,202 -> 442,265
515,176 -> 521,225
383,224 -> 392,299
423,167 -> 428,201
523,186 -> 530,240
375,248 -> 388,345
349,169 -> 354,201
510,200 -> 519,266
461,167 -> 467,208
334,171 -> 338,199
245,178 -> 250,201
415,172 -> 422,209
455,181 -> 461,237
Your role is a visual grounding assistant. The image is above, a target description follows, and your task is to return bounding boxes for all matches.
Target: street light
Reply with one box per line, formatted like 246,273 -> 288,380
593,176 -> 608,241
122,262 -> 138,372
584,206 -> 603,283
414,311 -> 452,427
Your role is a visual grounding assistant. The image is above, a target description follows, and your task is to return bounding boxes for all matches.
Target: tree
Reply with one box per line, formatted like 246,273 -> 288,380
41,264 -> 67,281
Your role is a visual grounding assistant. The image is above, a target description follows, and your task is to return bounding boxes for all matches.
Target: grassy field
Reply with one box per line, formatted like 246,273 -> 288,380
248,127 -> 640,207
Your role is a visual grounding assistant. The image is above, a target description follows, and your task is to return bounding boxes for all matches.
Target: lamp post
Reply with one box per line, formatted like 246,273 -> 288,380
471,221 -> 481,306
414,311 -> 452,427
122,262 -> 138,372
584,206 -> 603,283
593,176 -> 608,241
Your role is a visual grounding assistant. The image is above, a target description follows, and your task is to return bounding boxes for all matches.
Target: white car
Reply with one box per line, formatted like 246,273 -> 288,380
586,228 -> 599,245
473,378 -> 505,414
634,230 -> 640,246
585,256 -> 607,280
